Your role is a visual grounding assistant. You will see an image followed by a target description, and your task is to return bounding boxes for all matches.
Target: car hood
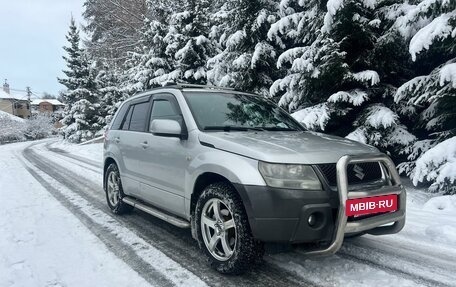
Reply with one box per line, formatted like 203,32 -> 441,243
198,131 -> 379,164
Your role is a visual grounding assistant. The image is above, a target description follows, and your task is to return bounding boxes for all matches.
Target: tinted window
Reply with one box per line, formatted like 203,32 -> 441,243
110,103 -> 129,130
151,100 -> 177,119
129,102 -> 150,132
121,106 -> 134,130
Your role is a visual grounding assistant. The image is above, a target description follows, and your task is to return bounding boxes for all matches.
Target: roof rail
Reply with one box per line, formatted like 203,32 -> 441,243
163,82 -> 235,90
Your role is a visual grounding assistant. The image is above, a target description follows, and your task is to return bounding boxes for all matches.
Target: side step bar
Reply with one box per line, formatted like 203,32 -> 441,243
122,197 -> 190,229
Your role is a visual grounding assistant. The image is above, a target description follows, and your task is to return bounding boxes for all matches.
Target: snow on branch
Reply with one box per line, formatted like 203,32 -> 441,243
327,90 -> 368,106
413,136 -> 456,194
322,0 -> 344,33
409,12 -> 456,61
323,0 -> 379,32
226,30 -> 247,50
395,60 -> 456,106
365,105 -> 398,129
440,62 -> 456,88
291,103 -> 330,131
346,127 -> 368,144
352,70 -> 380,86
268,13 -> 302,41
251,42 -> 275,69
394,75 -> 429,103
277,47 -> 307,69
386,124 -> 417,147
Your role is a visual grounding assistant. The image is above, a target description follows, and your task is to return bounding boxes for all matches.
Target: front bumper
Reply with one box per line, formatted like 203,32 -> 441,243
234,153 -> 406,254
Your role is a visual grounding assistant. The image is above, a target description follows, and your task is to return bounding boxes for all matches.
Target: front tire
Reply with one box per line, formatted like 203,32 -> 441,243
105,163 -> 133,215
194,182 -> 264,274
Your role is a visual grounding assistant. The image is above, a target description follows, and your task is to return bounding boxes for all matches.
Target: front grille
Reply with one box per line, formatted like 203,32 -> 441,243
317,162 -> 383,186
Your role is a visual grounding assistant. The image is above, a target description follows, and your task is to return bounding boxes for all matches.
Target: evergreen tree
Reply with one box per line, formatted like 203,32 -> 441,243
393,0 -> 456,193
269,0 -> 339,110
207,0 -> 280,96
273,0 -> 416,160
163,0 -> 214,84
124,17 -> 172,93
96,64 -> 126,126
58,17 -> 101,143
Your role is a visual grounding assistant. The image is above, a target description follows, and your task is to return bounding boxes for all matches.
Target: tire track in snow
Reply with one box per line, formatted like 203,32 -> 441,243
21,145 -> 207,287
45,143 -> 103,169
25,142 -> 313,287
336,251 -> 450,287
344,237 -> 456,276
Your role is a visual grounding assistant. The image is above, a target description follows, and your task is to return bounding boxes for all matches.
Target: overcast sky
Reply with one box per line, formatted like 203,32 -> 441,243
0,0 -> 85,97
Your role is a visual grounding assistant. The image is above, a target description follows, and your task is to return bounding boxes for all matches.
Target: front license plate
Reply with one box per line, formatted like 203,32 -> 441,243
346,194 -> 398,216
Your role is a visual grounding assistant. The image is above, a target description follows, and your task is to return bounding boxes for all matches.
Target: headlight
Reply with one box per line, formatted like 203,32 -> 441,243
258,162 -> 322,190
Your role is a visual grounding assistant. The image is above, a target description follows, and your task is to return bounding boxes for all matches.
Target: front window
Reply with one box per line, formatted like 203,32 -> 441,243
183,92 -> 304,132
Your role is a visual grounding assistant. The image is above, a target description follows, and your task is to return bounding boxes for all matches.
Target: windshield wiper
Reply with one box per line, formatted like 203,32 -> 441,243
262,127 -> 299,131
203,126 -> 265,132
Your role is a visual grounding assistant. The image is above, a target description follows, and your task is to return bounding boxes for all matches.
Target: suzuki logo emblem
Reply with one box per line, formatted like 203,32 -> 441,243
353,165 -> 365,180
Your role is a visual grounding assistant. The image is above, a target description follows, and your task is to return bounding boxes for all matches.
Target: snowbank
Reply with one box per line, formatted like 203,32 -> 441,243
422,195 -> 456,245
0,111 -> 26,143
0,112 -> 55,144
0,110 -> 24,123
423,195 -> 456,213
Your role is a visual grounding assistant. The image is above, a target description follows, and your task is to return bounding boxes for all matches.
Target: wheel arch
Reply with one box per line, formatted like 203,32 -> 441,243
103,157 -> 118,190
190,172 -> 232,217
189,172 -> 256,239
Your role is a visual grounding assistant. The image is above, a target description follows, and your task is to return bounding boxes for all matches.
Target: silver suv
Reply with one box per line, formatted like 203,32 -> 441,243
103,83 -> 406,274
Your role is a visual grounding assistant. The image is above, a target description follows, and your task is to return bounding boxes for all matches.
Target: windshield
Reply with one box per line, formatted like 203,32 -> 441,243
183,91 -> 304,132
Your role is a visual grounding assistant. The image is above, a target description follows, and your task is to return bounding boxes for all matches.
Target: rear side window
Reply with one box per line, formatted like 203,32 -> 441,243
110,103 -> 129,130
121,106 -> 134,130
128,102 -> 150,132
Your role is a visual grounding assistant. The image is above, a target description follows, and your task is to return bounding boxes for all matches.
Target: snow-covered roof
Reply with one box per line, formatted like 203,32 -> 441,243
31,99 -> 65,106
0,90 -> 29,101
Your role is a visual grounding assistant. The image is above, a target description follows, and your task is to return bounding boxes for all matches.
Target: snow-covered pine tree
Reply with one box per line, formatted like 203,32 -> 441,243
268,0 -> 338,113
124,14 -> 172,93
96,64 -> 126,127
273,0 -> 416,160
393,0 -> 456,194
58,17 -> 101,143
207,0 -> 280,96
326,0 -> 416,159
163,0 -> 214,84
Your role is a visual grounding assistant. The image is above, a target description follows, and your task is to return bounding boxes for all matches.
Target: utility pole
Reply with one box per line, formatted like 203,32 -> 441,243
26,86 -> 31,102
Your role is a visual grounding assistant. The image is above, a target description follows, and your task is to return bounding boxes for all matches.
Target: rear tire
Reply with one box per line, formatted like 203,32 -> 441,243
194,182 -> 264,274
105,163 -> 133,215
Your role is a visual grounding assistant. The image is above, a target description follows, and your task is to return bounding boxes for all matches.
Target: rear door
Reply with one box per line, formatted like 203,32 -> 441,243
115,97 -> 152,197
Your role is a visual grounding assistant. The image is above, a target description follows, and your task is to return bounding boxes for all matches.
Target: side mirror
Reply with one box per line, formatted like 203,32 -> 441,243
150,119 -> 182,138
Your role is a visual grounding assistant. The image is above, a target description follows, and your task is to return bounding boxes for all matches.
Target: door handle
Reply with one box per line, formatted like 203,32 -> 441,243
140,141 -> 149,149
114,137 -> 120,143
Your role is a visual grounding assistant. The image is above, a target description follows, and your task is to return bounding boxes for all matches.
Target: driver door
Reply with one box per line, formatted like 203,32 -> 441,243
138,94 -> 188,217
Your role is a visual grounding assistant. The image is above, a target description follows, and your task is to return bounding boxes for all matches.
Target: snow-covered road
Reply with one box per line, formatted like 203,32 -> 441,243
1,139 -> 455,287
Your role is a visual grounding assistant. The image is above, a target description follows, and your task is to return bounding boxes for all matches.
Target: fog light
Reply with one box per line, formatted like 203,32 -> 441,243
308,214 -> 317,227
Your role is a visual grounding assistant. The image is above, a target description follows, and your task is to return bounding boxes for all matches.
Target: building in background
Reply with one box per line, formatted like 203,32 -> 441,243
30,99 -> 65,117
0,81 -> 31,119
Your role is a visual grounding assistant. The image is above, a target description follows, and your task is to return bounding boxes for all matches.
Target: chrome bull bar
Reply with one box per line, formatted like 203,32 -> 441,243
306,153 -> 406,256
